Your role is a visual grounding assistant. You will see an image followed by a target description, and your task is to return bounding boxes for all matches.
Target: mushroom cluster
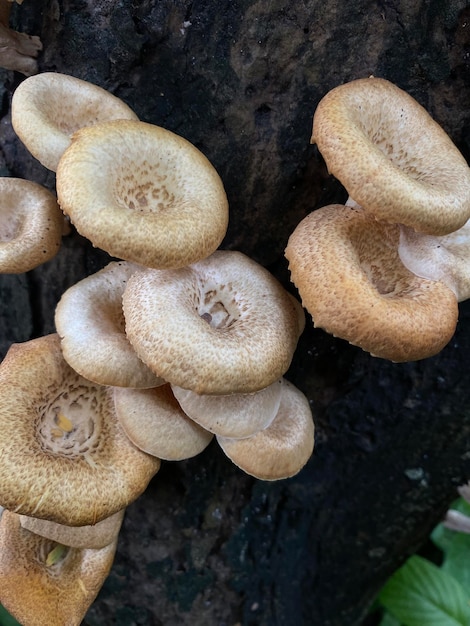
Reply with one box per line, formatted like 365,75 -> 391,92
0,71 -> 314,624
286,77 -> 470,361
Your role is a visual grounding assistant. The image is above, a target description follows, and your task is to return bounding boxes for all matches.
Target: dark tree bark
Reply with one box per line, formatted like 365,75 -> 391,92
1,1 -> 470,624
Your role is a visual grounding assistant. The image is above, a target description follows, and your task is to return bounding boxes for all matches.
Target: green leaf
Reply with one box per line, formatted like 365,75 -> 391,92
432,497 -> 470,553
441,532 -> 470,591
379,555 -> 470,626
0,605 -> 21,626
378,609 -> 402,626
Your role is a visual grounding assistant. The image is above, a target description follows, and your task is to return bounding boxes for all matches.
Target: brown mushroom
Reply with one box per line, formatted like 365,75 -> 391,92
285,204 -> 459,361
11,72 -> 139,171
0,177 -> 63,273
312,77 -> 470,235
0,510 -> 118,626
56,119 -> 229,268
0,0 -> 42,76
0,334 -> 160,526
217,379 -> 314,481
122,250 -> 305,394
114,384 -> 213,461
55,261 -> 164,388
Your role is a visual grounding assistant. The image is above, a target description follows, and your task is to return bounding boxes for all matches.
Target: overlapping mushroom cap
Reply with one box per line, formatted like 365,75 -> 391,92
122,250 -> 305,394
217,379 -> 314,480
56,119 -> 229,269
0,334 -> 160,526
55,261 -> 163,388
12,72 -> 139,171
0,510 -> 118,626
0,177 -> 63,273
285,205 -> 459,361
312,77 -> 470,235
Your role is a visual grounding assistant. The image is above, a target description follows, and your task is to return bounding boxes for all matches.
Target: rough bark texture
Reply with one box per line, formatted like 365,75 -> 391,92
1,1 -> 470,625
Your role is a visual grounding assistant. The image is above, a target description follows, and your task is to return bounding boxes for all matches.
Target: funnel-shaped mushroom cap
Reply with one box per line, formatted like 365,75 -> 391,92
172,379 -> 283,438
398,219 -> 470,303
0,510 -> 118,626
312,77 -> 470,235
56,119 -> 229,269
217,379 -> 314,480
114,384 -> 213,460
19,508 -> 125,549
0,334 -> 160,526
55,261 -> 164,388
11,72 -> 139,171
0,177 -> 63,273
123,250 -> 305,394
285,205 -> 459,362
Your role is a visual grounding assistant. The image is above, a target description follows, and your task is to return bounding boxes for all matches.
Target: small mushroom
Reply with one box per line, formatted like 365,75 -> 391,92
114,384 -> 213,461
171,379 -> 283,438
19,508 -> 125,550
0,334 -> 160,526
11,72 -> 139,171
0,510 -> 118,626
312,77 -> 470,235
55,261 -> 164,388
285,204 -> 459,361
0,0 -> 42,76
0,177 -> 63,273
122,250 -> 305,394
56,119 -> 229,269
217,379 -> 314,481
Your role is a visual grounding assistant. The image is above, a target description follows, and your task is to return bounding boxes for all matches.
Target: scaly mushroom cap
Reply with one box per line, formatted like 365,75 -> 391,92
56,119 -> 229,269
122,250 -> 305,394
0,334 -> 160,526
217,379 -> 314,480
0,510 -> 118,626
172,379 -> 283,438
398,219 -> 470,303
0,177 -> 63,273
55,261 -> 163,388
11,72 -> 139,171
114,384 -> 213,460
285,205 -> 459,362
312,77 -> 470,235
19,508 -> 125,550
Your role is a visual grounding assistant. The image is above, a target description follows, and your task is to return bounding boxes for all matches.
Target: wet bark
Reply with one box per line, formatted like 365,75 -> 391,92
1,1 -> 470,624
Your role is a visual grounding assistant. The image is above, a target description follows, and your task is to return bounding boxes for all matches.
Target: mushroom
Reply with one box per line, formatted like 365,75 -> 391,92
0,0 -> 42,76
11,72 -> 139,171
398,218 -> 470,302
122,250 -> 305,394
114,384 -> 213,461
285,204 -> 459,361
0,510 -> 118,626
0,177 -> 63,273
56,119 -> 229,269
55,260 -> 164,388
0,334 -> 161,526
312,77 -> 470,235
171,378 -> 283,439
19,508 -> 125,550
217,379 -> 314,481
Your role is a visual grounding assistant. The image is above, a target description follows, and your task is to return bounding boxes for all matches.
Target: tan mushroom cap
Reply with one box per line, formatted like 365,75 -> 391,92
56,119 -> 229,269
0,177 -> 63,273
398,219 -> 470,302
172,378 -> 283,438
285,205 -> 459,362
217,379 -> 314,481
0,334 -> 160,526
55,261 -> 164,388
11,72 -> 138,171
19,508 -> 125,550
123,250 -> 305,395
312,77 -> 470,235
114,384 -> 213,460
0,510 -> 118,626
